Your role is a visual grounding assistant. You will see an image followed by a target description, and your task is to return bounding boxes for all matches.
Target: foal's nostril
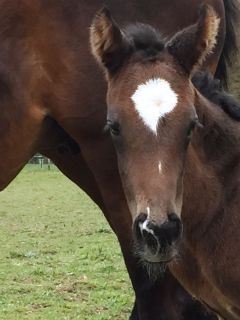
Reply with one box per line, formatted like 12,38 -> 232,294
168,212 -> 180,222
133,213 -> 148,241
168,213 -> 182,239
138,212 -> 148,223
151,214 -> 182,246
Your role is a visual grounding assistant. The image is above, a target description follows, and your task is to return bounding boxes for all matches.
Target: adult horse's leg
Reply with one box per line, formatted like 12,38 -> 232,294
37,120 -> 147,318
0,104 -> 46,191
38,118 -> 105,209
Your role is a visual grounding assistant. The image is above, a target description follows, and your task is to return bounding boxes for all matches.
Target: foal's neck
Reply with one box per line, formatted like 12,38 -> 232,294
183,91 -> 240,236
193,91 -> 240,172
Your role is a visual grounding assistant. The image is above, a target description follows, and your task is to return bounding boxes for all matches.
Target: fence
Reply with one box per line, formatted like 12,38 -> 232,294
28,154 -> 52,170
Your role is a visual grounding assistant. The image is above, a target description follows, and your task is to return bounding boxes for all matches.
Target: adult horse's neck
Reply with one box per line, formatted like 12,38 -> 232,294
183,90 -> 240,239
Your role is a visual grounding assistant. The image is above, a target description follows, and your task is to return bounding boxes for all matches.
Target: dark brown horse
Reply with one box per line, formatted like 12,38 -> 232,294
0,1 -> 238,319
90,4 -> 240,319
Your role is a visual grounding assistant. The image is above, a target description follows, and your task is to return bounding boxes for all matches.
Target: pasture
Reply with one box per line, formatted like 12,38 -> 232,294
0,165 -> 133,319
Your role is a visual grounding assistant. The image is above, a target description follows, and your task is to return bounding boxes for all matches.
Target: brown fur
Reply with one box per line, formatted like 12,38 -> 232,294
90,8 -> 125,71
167,5 -> 220,74
0,1 -> 236,319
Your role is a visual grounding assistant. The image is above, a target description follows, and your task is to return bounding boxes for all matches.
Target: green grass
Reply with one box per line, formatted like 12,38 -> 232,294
0,165 -> 133,319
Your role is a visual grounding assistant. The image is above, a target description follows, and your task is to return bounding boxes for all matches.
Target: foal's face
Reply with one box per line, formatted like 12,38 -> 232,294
107,59 -> 196,263
91,5 -> 219,267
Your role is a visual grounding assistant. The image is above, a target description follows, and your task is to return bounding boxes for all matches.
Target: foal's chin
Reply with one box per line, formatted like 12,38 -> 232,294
134,242 -> 179,280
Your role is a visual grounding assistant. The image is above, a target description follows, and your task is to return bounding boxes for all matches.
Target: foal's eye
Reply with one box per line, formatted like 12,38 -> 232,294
106,120 -> 121,136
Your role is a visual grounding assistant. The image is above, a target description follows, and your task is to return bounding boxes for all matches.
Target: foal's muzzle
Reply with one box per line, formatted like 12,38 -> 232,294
133,212 -> 182,263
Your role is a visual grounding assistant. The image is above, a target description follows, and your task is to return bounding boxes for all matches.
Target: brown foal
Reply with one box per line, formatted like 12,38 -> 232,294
91,4 -> 240,319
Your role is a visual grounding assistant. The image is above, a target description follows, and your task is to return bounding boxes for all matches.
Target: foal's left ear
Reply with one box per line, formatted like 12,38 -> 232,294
166,5 -> 220,75
90,8 -> 129,75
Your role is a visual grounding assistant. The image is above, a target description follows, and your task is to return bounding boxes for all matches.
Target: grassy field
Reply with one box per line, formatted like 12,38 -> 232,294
0,165 -> 133,319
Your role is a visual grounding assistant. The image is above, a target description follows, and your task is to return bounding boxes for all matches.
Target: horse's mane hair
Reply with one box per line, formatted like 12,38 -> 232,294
124,23 -> 165,59
192,72 -> 240,121
215,0 -> 239,88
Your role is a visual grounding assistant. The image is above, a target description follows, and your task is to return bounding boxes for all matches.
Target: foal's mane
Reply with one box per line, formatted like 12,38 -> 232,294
215,0 -> 239,88
192,72 -> 240,121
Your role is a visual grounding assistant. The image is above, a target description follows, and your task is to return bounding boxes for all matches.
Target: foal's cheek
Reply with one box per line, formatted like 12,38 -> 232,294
117,160 -> 137,213
113,138 -> 125,155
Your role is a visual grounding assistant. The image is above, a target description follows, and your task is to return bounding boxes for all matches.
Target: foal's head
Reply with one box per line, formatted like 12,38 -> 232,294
90,6 -> 220,267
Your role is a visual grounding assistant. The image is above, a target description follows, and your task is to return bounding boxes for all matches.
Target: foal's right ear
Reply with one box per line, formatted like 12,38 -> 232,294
90,8 -> 129,76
